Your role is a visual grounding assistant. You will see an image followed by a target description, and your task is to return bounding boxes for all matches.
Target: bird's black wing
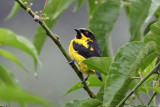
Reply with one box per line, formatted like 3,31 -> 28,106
73,40 -> 102,58
73,40 -> 103,81
88,40 -> 102,57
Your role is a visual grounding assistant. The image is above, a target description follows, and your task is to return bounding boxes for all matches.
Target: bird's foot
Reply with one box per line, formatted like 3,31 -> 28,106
68,60 -> 79,65
81,75 -> 89,84
68,60 -> 75,65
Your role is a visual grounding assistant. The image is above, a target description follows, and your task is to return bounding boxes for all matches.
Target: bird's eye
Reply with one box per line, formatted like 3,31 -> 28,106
85,32 -> 88,35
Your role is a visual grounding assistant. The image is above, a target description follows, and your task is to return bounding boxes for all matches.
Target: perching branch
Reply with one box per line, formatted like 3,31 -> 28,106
15,0 -> 96,98
116,61 -> 160,107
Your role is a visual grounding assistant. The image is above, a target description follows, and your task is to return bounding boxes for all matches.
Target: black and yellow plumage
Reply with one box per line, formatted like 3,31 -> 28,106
69,28 -> 103,82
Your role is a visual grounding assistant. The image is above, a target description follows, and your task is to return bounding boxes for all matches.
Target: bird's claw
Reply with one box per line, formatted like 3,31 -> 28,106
68,60 -> 79,65
81,76 -> 89,84
68,60 -> 75,65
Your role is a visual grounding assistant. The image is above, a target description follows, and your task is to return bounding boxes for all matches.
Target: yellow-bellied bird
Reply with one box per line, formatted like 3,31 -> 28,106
69,28 -> 103,83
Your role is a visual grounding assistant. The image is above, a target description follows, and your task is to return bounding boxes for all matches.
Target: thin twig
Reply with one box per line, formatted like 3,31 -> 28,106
43,0 -> 47,13
147,92 -> 157,105
116,61 -> 160,107
136,94 -> 144,105
15,0 -> 96,98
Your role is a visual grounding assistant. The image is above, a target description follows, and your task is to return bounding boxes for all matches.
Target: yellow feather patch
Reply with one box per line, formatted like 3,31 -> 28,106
69,39 -> 95,75
90,47 -> 94,51
69,40 -> 86,63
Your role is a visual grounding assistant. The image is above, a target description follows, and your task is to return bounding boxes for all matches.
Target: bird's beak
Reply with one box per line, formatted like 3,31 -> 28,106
74,29 -> 81,34
74,28 -> 82,39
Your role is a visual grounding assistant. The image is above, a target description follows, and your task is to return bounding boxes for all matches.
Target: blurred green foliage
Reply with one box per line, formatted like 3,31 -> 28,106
1,0 -> 160,107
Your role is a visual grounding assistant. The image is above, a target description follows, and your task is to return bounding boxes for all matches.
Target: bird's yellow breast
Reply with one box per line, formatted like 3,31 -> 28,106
69,39 -> 86,63
69,39 -> 95,74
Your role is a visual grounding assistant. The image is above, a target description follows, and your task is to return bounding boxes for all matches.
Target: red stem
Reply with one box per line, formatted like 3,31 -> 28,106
43,0 -> 47,13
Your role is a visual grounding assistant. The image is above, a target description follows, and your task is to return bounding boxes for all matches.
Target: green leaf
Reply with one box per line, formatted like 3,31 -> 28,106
155,5 -> 160,18
52,0 -> 76,19
0,64 -> 18,87
129,0 -> 151,41
65,75 -> 105,95
103,42 -> 145,107
73,0 -> 85,13
0,28 -> 41,70
127,41 -> 158,100
0,86 -> 54,107
123,1 -> 130,19
145,58 -> 158,74
78,99 -> 102,107
145,0 -> 160,23
88,0 -> 121,57
0,80 -> 3,86
65,81 -> 83,95
136,52 -> 158,71
148,87 -> 160,93
82,57 -> 112,75
144,20 -> 160,51
105,41 -> 158,106
134,41 -> 157,72
87,0 -> 102,16
0,49 -> 27,72
96,85 -> 104,101
144,20 -> 157,35
34,0 -> 76,54
64,98 -> 88,107
7,0 -> 31,19
7,2 -> 20,19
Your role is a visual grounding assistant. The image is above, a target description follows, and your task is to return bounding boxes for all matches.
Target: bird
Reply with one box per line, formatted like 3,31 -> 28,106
69,28 -> 103,83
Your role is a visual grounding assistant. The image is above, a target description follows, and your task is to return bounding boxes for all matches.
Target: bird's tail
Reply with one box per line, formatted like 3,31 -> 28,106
96,71 -> 103,81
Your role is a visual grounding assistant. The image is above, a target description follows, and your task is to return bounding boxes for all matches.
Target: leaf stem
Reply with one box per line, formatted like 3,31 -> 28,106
147,92 -> 156,105
15,0 -> 96,98
116,61 -> 160,107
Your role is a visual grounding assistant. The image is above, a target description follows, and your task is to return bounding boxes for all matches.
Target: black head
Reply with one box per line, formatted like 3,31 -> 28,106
74,28 -> 95,40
